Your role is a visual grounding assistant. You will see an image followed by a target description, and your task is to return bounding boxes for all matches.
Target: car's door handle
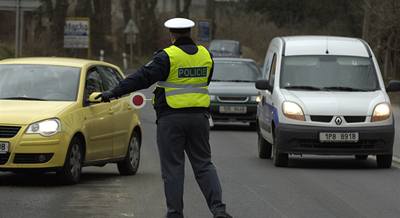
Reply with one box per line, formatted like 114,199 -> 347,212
108,108 -> 114,114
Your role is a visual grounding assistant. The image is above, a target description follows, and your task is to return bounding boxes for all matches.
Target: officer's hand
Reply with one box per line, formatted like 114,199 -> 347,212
95,91 -> 114,102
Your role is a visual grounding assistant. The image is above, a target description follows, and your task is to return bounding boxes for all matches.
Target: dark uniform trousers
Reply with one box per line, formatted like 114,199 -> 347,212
157,112 -> 226,217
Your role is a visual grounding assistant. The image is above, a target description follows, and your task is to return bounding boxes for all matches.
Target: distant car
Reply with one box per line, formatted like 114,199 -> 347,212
209,58 -> 261,127
209,39 -> 241,58
0,57 -> 143,184
256,36 -> 400,168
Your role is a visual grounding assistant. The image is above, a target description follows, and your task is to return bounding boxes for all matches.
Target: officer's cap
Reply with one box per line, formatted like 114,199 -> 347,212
164,18 -> 195,33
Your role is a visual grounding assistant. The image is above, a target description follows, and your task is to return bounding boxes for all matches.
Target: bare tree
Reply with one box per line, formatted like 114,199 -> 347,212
362,0 -> 400,79
37,0 -> 69,55
120,0 -> 132,26
176,0 -> 192,18
134,0 -> 159,54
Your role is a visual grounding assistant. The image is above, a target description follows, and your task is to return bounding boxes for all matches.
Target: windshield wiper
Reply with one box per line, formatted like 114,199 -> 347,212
283,85 -> 322,91
1,97 -> 47,101
322,86 -> 370,92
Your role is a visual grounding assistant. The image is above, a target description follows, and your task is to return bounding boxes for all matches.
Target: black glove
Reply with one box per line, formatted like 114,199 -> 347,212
95,90 -> 114,102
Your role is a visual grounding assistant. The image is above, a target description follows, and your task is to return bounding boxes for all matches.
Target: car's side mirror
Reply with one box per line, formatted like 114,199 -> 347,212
88,92 -> 102,103
255,80 -> 272,92
386,80 -> 400,92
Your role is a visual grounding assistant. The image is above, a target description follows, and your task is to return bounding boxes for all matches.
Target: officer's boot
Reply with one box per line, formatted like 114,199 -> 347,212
214,211 -> 233,218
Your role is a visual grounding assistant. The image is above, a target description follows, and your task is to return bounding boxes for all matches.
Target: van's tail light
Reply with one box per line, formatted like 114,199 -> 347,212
129,92 -> 146,109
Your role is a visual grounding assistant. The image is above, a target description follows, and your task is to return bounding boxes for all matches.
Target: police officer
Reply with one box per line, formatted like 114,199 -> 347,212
96,18 -> 232,218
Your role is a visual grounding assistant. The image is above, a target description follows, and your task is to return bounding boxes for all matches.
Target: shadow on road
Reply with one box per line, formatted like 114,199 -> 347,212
211,124 -> 256,132
0,171 -> 121,187
286,157 -> 395,170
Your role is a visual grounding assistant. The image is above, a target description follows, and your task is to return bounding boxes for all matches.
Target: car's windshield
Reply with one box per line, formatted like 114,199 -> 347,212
212,61 -> 260,82
280,56 -> 380,91
209,41 -> 239,54
0,64 -> 80,101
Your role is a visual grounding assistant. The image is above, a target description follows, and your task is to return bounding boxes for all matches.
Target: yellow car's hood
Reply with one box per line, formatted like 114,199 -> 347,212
0,100 -> 75,125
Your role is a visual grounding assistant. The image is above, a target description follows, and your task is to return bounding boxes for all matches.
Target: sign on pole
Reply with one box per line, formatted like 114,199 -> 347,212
0,0 -> 41,11
0,0 -> 42,57
197,20 -> 211,43
64,18 -> 90,49
123,19 -> 140,65
124,19 -> 139,35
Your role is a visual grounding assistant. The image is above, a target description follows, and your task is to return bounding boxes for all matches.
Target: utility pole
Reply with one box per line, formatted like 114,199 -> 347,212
14,0 -> 20,57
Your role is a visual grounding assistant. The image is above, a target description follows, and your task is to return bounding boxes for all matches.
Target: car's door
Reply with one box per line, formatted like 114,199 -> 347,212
82,67 -> 114,161
97,66 -> 133,158
259,52 -> 277,142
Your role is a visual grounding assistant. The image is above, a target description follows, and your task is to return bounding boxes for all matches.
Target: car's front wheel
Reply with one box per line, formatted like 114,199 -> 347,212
57,137 -> 83,184
117,131 -> 140,175
376,154 -> 392,168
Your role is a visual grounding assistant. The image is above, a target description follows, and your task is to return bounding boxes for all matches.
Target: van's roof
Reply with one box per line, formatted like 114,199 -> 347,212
281,36 -> 370,57
213,57 -> 255,63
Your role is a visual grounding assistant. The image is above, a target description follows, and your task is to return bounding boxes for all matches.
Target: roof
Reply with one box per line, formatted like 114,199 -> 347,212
213,57 -> 255,63
210,39 -> 240,44
282,36 -> 370,57
0,57 -> 116,68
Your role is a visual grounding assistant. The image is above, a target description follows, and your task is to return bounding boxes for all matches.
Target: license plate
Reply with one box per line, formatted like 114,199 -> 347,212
219,106 -> 247,114
0,142 -> 9,154
319,132 -> 359,143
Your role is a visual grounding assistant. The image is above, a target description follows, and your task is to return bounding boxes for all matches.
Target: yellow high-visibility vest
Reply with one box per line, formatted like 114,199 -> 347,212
157,45 -> 212,108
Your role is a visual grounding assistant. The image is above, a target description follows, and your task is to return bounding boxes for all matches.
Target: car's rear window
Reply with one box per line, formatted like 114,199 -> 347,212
0,64 -> 81,101
280,56 -> 380,91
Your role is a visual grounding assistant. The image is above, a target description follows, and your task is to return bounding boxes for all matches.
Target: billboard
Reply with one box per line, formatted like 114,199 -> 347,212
64,18 -> 90,49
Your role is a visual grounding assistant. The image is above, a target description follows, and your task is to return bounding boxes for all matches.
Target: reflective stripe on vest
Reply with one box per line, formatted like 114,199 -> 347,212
158,45 -> 212,109
157,81 -> 208,89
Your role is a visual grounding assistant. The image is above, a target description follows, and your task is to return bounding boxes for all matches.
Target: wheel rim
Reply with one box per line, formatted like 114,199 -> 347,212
129,136 -> 140,169
69,143 -> 82,179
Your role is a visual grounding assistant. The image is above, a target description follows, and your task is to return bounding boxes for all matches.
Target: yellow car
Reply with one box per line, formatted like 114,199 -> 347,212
0,57 -> 142,184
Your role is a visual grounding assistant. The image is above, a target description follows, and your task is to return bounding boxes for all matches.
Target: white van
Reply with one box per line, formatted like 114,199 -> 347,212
255,36 -> 400,168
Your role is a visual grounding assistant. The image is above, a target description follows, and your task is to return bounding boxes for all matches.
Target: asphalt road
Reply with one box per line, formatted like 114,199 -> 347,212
1,88 -> 400,218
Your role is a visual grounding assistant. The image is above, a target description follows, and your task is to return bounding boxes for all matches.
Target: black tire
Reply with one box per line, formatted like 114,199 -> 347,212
117,131 -> 140,175
258,131 -> 272,159
57,137 -> 83,185
249,122 -> 257,129
272,131 -> 288,167
376,154 -> 392,168
355,155 -> 368,160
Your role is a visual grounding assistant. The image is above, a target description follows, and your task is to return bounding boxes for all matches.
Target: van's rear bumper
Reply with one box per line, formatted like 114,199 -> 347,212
276,123 -> 394,155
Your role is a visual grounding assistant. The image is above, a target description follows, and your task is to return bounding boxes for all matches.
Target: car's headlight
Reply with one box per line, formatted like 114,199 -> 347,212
371,103 -> 391,122
282,101 -> 305,121
26,118 -> 61,136
210,95 -> 216,101
250,96 -> 262,102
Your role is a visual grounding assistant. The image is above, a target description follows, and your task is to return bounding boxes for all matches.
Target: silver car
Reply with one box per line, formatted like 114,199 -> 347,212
209,58 -> 261,127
